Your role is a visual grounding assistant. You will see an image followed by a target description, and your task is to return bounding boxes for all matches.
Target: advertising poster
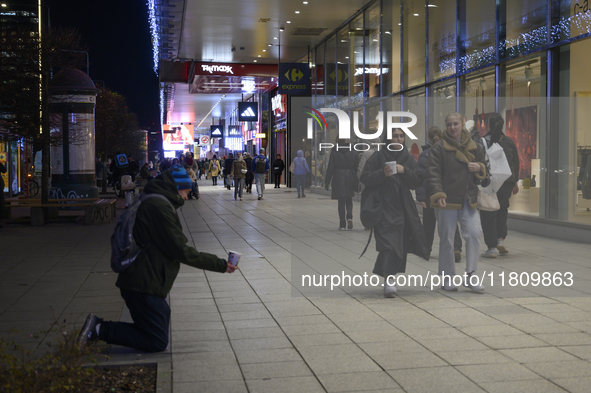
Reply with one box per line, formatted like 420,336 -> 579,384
506,106 -> 537,179
163,124 -> 194,150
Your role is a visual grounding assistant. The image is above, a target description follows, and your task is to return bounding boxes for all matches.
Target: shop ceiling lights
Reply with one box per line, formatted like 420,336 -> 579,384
525,66 -> 534,80
480,77 -> 488,90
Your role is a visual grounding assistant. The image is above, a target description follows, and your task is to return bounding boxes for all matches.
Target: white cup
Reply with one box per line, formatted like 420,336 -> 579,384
385,161 -> 397,174
228,251 -> 242,266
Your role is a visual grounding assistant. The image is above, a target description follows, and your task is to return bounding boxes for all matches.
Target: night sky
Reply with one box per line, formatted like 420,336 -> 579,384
45,0 -> 160,129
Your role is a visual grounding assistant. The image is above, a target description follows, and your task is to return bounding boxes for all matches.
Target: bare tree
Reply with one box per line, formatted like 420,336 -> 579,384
95,89 -> 143,160
0,26 -> 87,203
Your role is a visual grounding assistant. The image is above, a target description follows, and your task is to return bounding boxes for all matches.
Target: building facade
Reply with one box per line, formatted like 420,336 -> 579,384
302,0 -> 591,233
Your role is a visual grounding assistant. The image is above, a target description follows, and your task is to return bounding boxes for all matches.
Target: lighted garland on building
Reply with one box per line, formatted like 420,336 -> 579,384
147,0 -> 159,74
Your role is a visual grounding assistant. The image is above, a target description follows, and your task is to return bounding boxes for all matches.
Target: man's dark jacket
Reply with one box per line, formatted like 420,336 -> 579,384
116,171 -> 227,298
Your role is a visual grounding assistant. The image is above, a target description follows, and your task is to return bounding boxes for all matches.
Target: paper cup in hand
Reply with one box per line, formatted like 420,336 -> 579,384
385,161 -> 397,174
228,251 -> 242,266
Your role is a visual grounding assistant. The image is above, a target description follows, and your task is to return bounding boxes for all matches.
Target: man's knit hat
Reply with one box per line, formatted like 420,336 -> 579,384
169,164 -> 192,190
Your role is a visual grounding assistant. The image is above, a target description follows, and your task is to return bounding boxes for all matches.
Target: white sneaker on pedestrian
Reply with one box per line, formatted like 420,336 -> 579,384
481,248 -> 498,258
384,283 -> 397,297
464,273 -> 485,292
497,239 -> 508,254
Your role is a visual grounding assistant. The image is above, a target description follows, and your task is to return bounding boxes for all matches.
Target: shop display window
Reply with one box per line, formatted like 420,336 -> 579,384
459,0 -> 496,71
428,0 -> 456,81
551,0 -> 591,44
382,0 -> 402,96
365,2 -> 381,99
402,0 -> 426,88
500,54 -> 546,218
500,0 -> 547,60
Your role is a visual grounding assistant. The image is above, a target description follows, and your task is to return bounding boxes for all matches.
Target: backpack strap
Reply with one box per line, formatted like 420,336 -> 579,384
358,229 -> 373,259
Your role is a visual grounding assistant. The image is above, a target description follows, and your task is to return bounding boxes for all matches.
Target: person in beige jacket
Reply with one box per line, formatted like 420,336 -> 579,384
230,152 -> 247,201
208,155 -> 220,186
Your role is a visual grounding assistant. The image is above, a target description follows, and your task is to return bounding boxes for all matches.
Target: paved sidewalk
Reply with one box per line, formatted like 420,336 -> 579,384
2,180 -> 591,392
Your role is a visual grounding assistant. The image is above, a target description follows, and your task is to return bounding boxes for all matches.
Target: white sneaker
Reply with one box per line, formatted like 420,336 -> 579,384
384,283 -> 397,297
464,274 -> 485,292
481,248 -> 498,258
497,239 -> 508,254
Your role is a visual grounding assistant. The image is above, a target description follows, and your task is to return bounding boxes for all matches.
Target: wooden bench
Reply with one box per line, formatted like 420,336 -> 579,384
5,198 -> 116,225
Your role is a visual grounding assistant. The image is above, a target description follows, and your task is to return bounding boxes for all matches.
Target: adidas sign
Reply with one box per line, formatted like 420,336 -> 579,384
241,107 -> 256,117
211,128 -> 222,136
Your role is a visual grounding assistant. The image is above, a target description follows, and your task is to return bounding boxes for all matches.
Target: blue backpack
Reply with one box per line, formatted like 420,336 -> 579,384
115,153 -> 129,168
111,193 -> 173,272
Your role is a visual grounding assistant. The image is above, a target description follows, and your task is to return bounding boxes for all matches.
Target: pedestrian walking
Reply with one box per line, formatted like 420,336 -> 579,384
474,113 -> 520,258
244,153 -> 254,194
252,148 -> 269,200
272,154 -> 285,188
77,165 -> 237,352
325,143 -> 358,230
292,150 -> 310,198
224,153 -> 235,190
230,152 -> 247,201
427,112 -> 489,292
360,128 -> 429,297
208,155 -> 220,186
416,126 -> 463,261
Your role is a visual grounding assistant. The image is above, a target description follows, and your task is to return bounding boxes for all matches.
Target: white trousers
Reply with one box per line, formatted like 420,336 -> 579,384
436,201 -> 482,277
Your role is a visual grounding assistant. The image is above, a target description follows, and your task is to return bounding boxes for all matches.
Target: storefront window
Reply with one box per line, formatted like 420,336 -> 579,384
350,16 -> 364,102
551,1 -> 591,44
554,39 -> 591,225
325,35 -> 337,105
337,26 -> 352,102
499,54 -> 546,218
429,80 -> 456,132
402,0 -> 426,88
501,0 -> 547,60
459,0 -> 496,71
383,0 -> 402,96
460,69 -> 496,135
404,87 -> 426,162
428,0 -> 456,81
365,2 -> 381,99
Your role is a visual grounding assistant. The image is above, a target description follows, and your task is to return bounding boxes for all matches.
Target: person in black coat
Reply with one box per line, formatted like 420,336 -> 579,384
325,144 -> 358,230
243,153 -> 254,193
223,153 -> 235,190
360,128 -> 429,297
272,154 -> 285,188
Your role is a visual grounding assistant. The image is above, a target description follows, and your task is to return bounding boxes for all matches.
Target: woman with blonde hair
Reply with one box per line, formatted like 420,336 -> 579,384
427,113 -> 489,292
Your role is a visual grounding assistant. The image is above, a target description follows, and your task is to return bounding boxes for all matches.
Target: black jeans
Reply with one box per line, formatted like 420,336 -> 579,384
338,197 -> 353,228
423,206 -> 462,253
274,173 -> 282,187
480,182 -> 513,249
99,289 -> 170,353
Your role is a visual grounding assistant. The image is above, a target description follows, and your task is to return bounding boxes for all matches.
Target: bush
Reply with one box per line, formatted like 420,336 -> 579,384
0,323 -> 105,393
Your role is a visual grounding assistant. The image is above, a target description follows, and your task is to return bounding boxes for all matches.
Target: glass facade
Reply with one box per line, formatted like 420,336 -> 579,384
304,0 -> 591,227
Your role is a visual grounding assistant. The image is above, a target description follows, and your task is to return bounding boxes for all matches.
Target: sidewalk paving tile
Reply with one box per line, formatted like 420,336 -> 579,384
3,183 -> 591,393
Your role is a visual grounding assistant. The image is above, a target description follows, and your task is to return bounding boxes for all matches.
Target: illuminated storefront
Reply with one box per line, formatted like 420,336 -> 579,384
302,0 -> 591,233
